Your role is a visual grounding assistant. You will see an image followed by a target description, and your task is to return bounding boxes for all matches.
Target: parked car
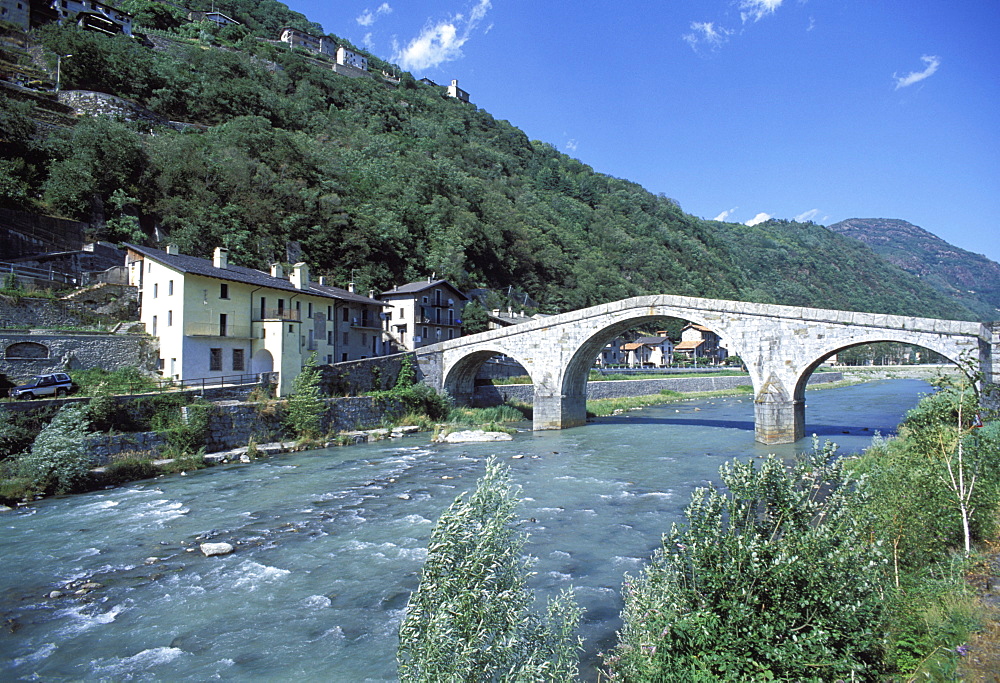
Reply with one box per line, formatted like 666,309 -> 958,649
11,373 -> 77,400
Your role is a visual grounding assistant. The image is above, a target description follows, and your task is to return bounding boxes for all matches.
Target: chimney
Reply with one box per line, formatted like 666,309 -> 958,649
165,244 -> 179,255
492,309 -> 500,317
290,262 -> 309,289
369,289 -> 375,299
213,247 -> 228,269
347,281 -> 355,293
270,263 -> 284,279
451,79 -> 458,87
318,276 -> 327,286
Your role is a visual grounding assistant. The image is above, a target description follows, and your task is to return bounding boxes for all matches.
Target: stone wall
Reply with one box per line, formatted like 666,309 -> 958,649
57,90 -> 171,127
0,331 -> 158,383
82,395 -> 409,464
319,353 -> 413,395
473,372 -> 844,406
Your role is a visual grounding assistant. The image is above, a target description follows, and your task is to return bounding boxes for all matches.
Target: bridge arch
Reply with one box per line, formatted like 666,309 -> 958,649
442,346 -> 536,407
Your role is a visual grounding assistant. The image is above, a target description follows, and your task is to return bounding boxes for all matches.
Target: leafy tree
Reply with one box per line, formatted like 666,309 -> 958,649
17,405 -> 93,493
461,300 -> 489,335
398,457 -> 581,681
284,354 -> 324,439
607,445 -> 888,681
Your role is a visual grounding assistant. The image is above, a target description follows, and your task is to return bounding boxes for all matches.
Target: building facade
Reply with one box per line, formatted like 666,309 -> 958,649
126,244 -> 386,396
279,27 -> 335,57
381,278 -> 467,350
37,0 -> 133,35
675,323 -> 727,363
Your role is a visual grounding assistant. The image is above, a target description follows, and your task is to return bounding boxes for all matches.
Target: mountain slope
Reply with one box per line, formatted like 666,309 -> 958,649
827,218 -> 1000,321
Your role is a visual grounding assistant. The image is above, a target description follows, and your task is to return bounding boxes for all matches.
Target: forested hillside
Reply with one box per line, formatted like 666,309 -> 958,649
828,218 -> 1000,321
0,6 -> 976,320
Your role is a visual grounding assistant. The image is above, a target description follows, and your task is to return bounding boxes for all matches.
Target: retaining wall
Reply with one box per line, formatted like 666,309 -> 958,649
474,372 -> 844,406
0,330 -> 158,382
83,395 -> 408,464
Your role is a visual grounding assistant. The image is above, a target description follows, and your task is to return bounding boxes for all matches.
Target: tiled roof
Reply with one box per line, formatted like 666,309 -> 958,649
126,244 -> 384,305
635,336 -> 672,345
675,340 -> 704,350
381,279 -> 468,299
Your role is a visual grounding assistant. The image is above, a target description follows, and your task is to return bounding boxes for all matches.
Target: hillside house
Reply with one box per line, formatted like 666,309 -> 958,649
381,278 -> 467,350
0,0 -> 29,30
675,323 -> 727,363
623,335 -> 674,368
126,244 -> 387,396
447,79 -> 470,103
188,11 -> 240,26
597,337 -> 626,366
279,27 -> 335,57
335,45 -> 368,76
28,0 -> 133,35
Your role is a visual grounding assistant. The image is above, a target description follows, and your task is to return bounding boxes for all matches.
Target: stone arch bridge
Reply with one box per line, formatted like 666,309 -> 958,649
413,295 -> 1000,444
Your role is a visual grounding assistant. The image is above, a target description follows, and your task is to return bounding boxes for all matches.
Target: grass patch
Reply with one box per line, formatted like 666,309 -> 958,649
71,367 -> 163,396
587,385 -> 753,417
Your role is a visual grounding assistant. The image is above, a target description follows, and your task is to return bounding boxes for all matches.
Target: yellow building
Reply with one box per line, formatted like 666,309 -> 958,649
126,245 -> 386,396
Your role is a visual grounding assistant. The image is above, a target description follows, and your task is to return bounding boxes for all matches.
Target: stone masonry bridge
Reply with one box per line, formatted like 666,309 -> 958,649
413,295 -> 1000,444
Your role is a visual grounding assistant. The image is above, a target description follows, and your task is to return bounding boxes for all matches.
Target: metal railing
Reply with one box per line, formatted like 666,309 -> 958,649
1,261 -> 79,287
184,322 -> 252,338
165,371 -> 278,393
254,309 -> 301,322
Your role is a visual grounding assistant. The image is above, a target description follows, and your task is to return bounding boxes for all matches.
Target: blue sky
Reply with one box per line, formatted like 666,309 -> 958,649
285,0 -> 1000,263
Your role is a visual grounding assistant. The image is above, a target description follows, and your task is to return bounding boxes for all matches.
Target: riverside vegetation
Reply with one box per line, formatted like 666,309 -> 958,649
397,380 -> 1000,681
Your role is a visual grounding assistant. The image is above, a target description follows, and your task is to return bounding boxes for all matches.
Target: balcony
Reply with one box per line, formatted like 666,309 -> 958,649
350,316 -> 381,330
185,322 -> 252,338
254,308 -> 301,322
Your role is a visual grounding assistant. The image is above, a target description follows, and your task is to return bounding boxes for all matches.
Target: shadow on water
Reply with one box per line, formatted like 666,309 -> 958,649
594,415 -> 896,437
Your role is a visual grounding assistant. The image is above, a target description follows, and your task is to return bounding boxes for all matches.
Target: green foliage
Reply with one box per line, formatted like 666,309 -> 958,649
446,404 -> 528,426
102,456 -> 158,485
284,354 -> 324,439
16,404 -> 93,493
398,457 -> 582,680
0,405 -> 58,460
461,299 -> 489,335
71,366 -> 161,396
607,445 -> 889,681
156,399 -> 211,456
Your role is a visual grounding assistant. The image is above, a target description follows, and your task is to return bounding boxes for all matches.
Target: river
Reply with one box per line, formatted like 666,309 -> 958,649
0,379 -> 930,681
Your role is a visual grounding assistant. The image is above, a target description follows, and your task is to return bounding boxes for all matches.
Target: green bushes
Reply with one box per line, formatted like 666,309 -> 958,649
398,457 -> 581,680
369,356 -> 451,423
71,367 -> 162,396
283,355 -> 324,440
16,404 -> 92,494
606,444 -> 889,681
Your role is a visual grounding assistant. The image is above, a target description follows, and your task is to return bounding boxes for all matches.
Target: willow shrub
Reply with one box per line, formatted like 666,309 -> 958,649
606,444 -> 889,682
16,404 -> 93,494
398,457 -> 582,681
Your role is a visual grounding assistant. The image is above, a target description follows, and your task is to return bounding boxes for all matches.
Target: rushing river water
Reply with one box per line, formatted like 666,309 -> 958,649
0,379 -> 931,681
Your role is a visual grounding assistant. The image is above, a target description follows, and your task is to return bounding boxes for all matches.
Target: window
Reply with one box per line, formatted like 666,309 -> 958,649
308,302 -> 313,319
342,331 -> 349,345
168,280 -> 174,295
342,307 -> 349,322
341,353 -> 348,362
220,283 -> 229,299
327,306 -> 332,320
326,355 -> 333,364
167,310 -> 173,326
288,324 -> 293,333
327,331 -> 333,345
153,282 -> 158,298
232,349 -> 245,371
209,348 -> 223,371
158,358 -> 164,370
219,313 -> 227,336
151,315 -> 157,335
260,297 -> 266,319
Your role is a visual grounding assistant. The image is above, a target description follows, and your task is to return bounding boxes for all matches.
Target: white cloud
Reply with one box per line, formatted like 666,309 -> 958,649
794,208 -> 820,222
357,3 -> 392,27
713,207 -> 738,222
894,55 -> 940,89
362,32 -> 375,50
745,212 -> 772,226
393,0 -> 491,71
683,21 -> 733,50
740,0 -> 783,23
565,139 -> 578,152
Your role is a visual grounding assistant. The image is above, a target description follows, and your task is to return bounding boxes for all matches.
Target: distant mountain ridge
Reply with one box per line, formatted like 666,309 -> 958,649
826,219 -> 1000,321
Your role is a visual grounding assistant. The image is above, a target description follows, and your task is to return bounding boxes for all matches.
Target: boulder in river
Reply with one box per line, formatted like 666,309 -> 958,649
435,430 -> 513,443
200,542 -> 235,557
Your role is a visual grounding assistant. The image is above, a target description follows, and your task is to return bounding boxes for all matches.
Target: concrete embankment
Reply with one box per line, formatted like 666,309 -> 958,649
474,372 -> 844,406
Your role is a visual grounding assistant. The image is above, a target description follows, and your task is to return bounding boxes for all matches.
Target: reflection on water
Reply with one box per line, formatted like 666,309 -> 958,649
0,380 -> 929,681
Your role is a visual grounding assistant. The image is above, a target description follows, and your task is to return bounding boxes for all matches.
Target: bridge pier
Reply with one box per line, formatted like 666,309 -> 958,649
754,398 -> 805,445
533,390 -> 587,430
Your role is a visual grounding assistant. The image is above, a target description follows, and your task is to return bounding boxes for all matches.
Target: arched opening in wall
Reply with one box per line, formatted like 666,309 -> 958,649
791,339 -> 967,434
251,349 -> 274,375
561,314 -> 746,409
5,341 -> 50,359
443,349 -> 532,408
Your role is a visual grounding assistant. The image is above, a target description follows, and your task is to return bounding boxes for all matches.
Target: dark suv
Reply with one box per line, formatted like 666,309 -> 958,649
11,373 -> 76,400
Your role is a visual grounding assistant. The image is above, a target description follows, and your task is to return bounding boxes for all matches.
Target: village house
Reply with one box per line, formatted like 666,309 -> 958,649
126,244 -> 386,396
623,333 -> 674,368
188,10 -> 240,26
597,337 -> 626,366
17,0 -> 133,35
278,26 -> 335,56
447,79 -> 470,103
380,278 -> 467,350
674,323 -> 727,363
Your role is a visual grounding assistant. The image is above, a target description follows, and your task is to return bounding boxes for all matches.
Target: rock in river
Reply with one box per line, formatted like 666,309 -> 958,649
200,542 -> 235,557
435,430 -> 513,443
